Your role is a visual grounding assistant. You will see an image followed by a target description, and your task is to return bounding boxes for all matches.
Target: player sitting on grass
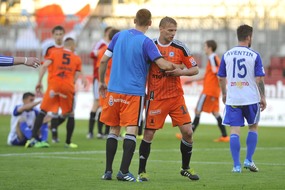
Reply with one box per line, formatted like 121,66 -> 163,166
7,92 -> 50,147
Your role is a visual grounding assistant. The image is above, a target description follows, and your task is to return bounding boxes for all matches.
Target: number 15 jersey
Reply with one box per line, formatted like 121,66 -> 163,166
218,46 -> 265,106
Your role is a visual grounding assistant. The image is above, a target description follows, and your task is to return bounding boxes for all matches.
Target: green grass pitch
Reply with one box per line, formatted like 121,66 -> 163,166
0,115 -> 284,190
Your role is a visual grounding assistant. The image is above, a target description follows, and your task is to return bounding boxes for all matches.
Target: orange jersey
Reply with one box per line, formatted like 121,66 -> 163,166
202,53 -> 221,97
42,44 -> 64,83
46,49 -> 82,88
147,39 -> 197,100
96,46 -> 112,85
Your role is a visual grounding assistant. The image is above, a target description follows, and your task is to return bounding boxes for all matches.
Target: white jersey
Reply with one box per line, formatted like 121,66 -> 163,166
7,105 -> 38,145
218,46 -> 265,105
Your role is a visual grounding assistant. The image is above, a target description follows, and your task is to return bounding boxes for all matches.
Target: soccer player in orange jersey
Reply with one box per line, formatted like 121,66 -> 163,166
138,17 -> 200,181
40,25 -> 65,142
191,40 -> 229,142
87,26 -> 113,139
25,38 -> 82,148
96,28 -> 120,139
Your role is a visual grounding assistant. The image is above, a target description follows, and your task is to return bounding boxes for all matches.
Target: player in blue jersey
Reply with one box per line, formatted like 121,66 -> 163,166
218,24 -> 267,173
99,9 -> 178,182
0,55 -> 40,68
7,92 -> 50,147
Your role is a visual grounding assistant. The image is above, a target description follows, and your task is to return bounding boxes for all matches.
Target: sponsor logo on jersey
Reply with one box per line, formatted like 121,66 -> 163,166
189,57 -> 197,66
231,81 -> 249,88
108,95 -> 114,106
149,109 -> 161,115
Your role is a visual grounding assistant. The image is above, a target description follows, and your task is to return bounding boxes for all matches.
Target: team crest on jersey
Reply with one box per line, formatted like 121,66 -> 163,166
169,52 -> 174,57
189,57 -> 197,66
108,95 -> 114,106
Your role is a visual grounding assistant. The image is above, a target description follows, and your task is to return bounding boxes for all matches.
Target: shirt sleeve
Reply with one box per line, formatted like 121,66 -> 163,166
0,55 -> 14,66
143,38 -> 162,62
217,55 -> 227,77
13,105 -> 21,116
209,54 -> 219,74
254,53 -> 265,77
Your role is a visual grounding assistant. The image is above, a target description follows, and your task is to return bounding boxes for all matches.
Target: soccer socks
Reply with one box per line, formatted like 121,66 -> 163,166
97,112 -> 104,135
104,125 -> 110,135
138,140 -> 151,174
51,116 -> 66,141
88,111 -> 96,134
120,134 -> 136,174
66,116 -> 75,144
32,110 -> 46,138
19,122 -> 32,139
180,138 -> 193,170
192,116 -> 200,132
40,123 -> 49,141
246,131 -> 258,162
216,116 -> 228,137
230,134 -> 241,167
105,134 -> 118,172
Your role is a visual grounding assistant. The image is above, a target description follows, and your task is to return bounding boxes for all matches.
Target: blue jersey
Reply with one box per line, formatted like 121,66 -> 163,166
106,29 -> 162,96
7,105 -> 38,144
218,46 -> 265,105
0,55 -> 14,66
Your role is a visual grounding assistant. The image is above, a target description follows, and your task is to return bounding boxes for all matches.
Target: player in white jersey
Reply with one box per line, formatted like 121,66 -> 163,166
218,24 -> 266,173
7,92 -> 50,146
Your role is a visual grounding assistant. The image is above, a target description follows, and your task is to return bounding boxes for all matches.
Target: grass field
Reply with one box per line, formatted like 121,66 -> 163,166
0,115 -> 284,190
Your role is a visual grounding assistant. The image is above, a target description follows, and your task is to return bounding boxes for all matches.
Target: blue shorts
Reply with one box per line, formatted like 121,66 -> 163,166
222,103 -> 260,127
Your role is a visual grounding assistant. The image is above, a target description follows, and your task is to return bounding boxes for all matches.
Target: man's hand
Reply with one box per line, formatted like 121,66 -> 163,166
165,67 -> 183,76
35,83 -> 43,96
99,82 -> 107,98
24,57 -> 40,68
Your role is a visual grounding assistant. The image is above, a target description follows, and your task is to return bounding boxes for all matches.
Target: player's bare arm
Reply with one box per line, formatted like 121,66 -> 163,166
218,76 -> 227,104
256,76 -> 267,111
165,65 -> 199,77
14,57 -> 40,68
98,54 -> 110,98
17,101 -> 41,113
36,60 -> 52,93
155,58 -> 176,70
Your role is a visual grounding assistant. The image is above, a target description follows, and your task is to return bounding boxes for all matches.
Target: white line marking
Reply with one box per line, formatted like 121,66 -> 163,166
1,147 -> 285,157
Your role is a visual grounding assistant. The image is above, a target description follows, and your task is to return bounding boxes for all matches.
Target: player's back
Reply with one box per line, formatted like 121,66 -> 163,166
220,46 -> 264,105
48,49 -> 82,87
108,29 -> 150,96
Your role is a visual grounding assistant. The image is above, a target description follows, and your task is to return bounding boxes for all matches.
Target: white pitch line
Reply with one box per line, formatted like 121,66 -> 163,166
1,146 -> 285,157
10,155 -> 285,167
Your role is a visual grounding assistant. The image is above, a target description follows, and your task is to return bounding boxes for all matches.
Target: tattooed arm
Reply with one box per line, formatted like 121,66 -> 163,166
256,76 -> 267,111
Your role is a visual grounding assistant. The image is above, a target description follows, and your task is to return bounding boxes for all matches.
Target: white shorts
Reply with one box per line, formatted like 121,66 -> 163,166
93,78 -> 100,100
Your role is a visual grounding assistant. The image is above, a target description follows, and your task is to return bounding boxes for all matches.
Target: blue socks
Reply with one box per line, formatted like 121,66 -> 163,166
230,134 -> 240,167
246,131 -> 258,162
20,122 -> 32,139
40,123 -> 49,141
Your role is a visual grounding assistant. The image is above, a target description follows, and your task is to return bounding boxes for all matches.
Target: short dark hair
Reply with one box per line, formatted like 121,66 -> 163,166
52,25 -> 65,34
159,16 -> 177,27
64,37 -> 75,46
205,40 -> 217,52
237,24 -> 253,41
108,29 -> 120,40
104,26 -> 113,34
22,92 -> 35,100
134,8 -> 152,26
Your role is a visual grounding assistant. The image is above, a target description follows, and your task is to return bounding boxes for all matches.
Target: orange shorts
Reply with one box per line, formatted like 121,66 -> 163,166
100,92 -> 144,127
145,96 -> 191,130
40,83 -> 75,115
196,94 -> 219,113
